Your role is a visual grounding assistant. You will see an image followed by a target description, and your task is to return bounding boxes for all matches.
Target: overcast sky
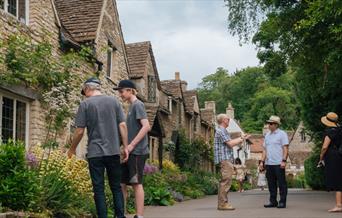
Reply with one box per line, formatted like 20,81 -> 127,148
116,0 -> 260,89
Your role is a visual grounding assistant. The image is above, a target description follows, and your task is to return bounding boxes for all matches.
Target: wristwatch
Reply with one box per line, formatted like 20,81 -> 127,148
282,159 -> 287,163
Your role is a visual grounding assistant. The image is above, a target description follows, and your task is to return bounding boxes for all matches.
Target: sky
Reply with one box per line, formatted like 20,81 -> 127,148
116,0 -> 260,89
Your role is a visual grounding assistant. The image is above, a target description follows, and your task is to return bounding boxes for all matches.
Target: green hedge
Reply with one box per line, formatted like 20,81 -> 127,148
304,150 -> 325,190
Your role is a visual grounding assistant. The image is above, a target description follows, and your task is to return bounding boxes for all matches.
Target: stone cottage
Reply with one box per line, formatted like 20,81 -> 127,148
125,41 -> 170,163
0,0 -> 130,150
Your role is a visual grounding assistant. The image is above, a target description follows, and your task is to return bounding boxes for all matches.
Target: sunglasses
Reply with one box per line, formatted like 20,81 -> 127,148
267,122 -> 277,126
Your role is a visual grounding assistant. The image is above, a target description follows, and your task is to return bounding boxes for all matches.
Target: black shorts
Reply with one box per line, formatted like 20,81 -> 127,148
121,154 -> 148,185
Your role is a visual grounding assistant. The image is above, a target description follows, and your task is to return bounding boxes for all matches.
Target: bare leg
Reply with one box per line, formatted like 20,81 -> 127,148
336,191 -> 342,207
133,184 -> 145,216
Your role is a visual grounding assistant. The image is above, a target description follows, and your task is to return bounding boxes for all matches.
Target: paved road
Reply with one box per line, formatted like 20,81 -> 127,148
142,189 -> 341,218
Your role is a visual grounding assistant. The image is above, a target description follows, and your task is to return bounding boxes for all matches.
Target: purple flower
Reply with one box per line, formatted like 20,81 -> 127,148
144,163 -> 158,175
25,152 -> 39,168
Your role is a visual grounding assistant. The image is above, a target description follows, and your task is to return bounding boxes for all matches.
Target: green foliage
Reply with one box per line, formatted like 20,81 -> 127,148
0,140 -> 26,176
304,149 -> 325,190
197,67 -> 231,113
242,86 -> 298,132
0,141 -> 40,211
0,35 -> 68,90
175,130 -> 213,171
197,67 -> 299,133
224,0 -> 342,140
145,187 -> 174,206
39,170 -> 94,217
287,172 -> 307,189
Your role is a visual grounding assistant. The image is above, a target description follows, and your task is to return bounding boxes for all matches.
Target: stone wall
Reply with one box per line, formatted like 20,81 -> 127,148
1,0 -> 130,150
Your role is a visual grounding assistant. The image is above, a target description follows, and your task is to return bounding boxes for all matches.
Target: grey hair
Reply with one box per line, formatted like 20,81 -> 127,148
83,82 -> 101,92
217,114 -> 229,124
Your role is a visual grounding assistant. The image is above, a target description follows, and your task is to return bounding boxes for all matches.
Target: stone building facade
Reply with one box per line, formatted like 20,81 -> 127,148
0,0 -> 130,151
0,1 -> 216,169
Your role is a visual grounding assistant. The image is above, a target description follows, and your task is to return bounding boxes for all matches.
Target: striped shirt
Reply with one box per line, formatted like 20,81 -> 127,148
214,126 -> 234,164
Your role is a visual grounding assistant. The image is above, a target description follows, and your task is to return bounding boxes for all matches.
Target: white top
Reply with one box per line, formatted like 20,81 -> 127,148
263,129 -> 289,165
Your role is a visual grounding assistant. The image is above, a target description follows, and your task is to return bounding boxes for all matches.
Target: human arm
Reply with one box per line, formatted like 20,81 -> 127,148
119,122 -> 129,162
68,128 -> 85,158
280,144 -> 289,169
319,136 -> 331,161
225,134 -> 250,148
127,119 -> 150,152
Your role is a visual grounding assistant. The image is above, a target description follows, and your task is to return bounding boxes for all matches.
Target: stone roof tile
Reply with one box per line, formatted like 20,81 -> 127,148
54,0 -> 103,43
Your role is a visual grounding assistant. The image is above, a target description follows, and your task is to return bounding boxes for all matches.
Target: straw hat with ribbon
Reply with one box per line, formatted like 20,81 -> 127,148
321,112 -> 339,127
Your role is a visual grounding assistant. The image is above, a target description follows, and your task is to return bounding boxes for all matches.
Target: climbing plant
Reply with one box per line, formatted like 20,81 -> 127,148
0,34 -> 94,146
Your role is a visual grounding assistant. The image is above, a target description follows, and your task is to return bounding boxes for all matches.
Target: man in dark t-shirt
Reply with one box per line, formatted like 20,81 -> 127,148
114,80 -> 150,218
68,78 -> 128,218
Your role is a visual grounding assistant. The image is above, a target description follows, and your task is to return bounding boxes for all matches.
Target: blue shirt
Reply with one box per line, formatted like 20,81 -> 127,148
214,126 -> 234,164
263,129 -> 289,165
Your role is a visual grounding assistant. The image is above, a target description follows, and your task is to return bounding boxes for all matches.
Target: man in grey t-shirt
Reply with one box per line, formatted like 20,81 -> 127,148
68,78 -> 128,218
114,80 -> 150,218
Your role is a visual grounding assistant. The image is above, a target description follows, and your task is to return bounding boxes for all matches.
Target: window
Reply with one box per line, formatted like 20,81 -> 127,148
0,0 -> 28,24
148,75 -> 156,102
107,46 -> 112,78
168,97 -> 172,113
0,95 -> 28,145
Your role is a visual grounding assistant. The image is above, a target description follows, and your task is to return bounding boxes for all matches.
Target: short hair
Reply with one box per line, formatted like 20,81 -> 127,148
217,114 -> 229,124
235,158 -> 242,165
83,82 -> 101,92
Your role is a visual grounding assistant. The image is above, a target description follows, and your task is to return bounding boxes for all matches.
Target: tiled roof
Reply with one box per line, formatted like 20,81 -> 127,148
160,80 -> 182,98
183,90 -> 197,114
126,41 -> 162,89
145,105 -> 159,126
200,108 -> 215,124
249,134 -> 265,153
54,0 -> 103,42
126,42 -> 150,78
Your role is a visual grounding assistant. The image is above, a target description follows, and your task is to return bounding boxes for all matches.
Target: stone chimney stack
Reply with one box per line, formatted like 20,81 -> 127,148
204,101 -> 216,115
226,102 -> 235,119
175,72 -> 180,80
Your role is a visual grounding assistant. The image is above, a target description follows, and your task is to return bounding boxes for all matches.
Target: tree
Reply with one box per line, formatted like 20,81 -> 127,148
242,86 -> 298,132
224,0 -> 342,189
197,67 -> 231,113
224,0 -> 342,139
197,66 -> 299,133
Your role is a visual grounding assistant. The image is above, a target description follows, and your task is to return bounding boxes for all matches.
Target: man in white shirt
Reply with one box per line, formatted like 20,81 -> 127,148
259,115 -> 289,209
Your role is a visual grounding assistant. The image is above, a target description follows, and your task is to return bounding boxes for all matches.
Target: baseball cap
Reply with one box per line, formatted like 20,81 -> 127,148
81,77 -> 101,95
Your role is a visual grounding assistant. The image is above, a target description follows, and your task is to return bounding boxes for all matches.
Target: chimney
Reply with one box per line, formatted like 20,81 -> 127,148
175,72 -> 180,80
205,101 -> 216,115
226,102 -> 235,119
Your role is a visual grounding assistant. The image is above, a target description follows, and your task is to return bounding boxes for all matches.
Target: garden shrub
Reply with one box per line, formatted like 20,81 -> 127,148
304,150 -> 325,190
0,141 -> 40,211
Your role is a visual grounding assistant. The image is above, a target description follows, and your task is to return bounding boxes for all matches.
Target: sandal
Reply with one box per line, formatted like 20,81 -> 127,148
328,206 -> 342,212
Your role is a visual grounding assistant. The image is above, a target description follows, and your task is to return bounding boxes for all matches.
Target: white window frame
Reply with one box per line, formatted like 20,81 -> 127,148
0,0 -> 29,25
0,91 -> 30,149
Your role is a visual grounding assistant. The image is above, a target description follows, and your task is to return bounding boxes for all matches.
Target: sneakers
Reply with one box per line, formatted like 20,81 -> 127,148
218,203 -> 235,210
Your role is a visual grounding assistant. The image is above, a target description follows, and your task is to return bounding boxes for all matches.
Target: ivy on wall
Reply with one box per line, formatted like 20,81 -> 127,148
0,34 -> 95,146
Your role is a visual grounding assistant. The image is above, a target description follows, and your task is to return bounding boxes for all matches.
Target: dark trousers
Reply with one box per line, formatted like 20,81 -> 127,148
88,155 -> 126,218
266,165 -> 288,205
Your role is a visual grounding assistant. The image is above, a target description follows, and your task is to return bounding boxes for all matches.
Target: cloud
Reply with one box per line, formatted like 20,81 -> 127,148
117,0 -> 259,89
